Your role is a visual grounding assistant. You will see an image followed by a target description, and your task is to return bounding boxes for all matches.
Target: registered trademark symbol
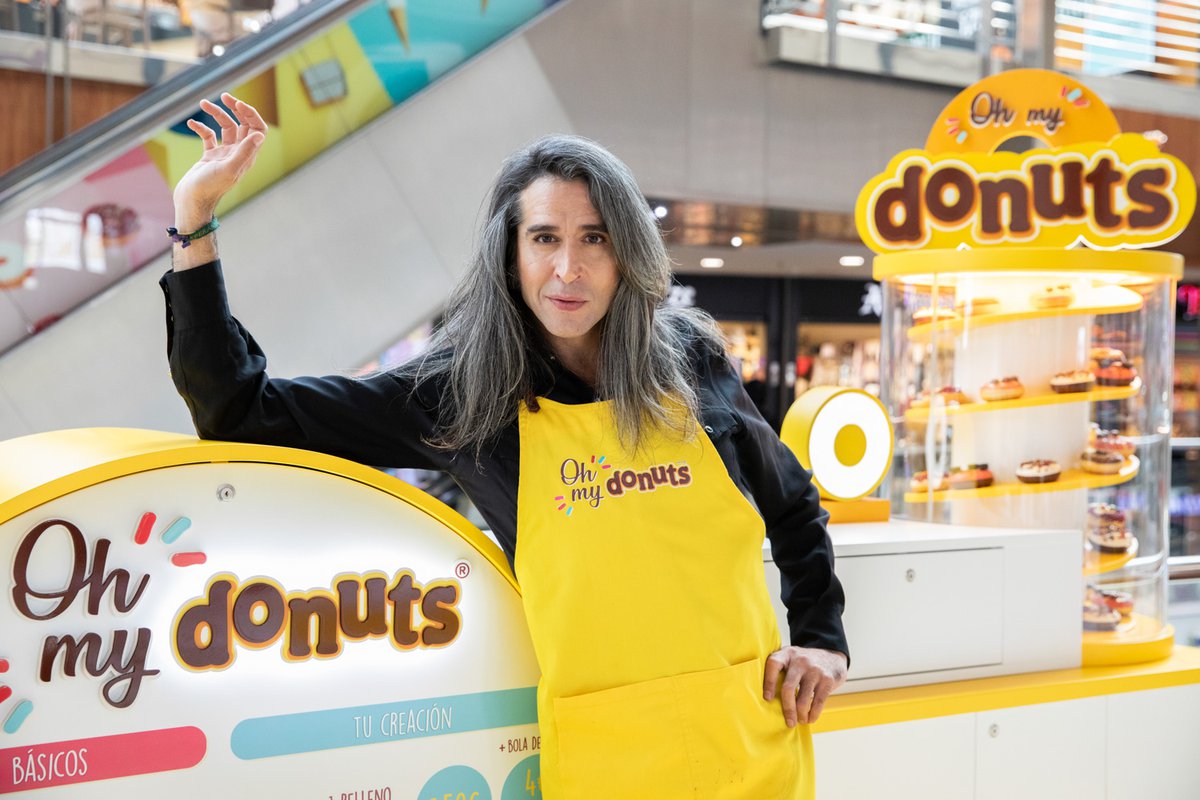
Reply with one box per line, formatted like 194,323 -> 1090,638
455,561 -> 470,579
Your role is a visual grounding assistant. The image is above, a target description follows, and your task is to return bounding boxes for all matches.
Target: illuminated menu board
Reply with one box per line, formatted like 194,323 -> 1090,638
0,430 -> 542,798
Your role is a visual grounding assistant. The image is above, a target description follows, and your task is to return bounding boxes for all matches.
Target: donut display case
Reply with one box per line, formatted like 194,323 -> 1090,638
856,70 -> 1197,667
879,249 -> 1178,665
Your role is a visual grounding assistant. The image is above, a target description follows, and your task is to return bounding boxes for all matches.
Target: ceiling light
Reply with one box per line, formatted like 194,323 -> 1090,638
839,255 -> 866,267
730,236 -> 743,247
654,205 -> 668,218
700,258 -> 724,269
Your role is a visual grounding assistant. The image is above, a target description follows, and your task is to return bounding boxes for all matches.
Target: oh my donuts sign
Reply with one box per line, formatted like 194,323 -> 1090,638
856,69 -> 1197,253
0,430 -> 542,799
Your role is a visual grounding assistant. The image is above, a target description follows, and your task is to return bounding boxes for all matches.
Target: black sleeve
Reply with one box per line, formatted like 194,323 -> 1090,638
717,357 -> 849,663
160,261 -> 449,471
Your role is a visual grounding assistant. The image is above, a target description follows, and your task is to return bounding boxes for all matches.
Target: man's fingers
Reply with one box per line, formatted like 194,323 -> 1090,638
780,665 -> 800,728
225,93 -> 268,134
794,671 -> 819,724
806,681 -> 832,724
200,98 -> 239,145
762,654 -> 785,701
186,118 -> 217,148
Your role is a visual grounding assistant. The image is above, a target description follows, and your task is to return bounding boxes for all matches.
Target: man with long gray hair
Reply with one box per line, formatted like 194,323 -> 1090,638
163,92 -> 848,798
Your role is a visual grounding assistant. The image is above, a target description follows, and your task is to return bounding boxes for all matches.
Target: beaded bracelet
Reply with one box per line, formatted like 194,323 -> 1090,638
166,216 -> 220,248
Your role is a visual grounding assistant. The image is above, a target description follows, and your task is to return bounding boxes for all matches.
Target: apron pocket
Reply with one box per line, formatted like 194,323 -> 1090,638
675,658 -> 802,798
552,660 -> 803,800
553,672 -> 693,800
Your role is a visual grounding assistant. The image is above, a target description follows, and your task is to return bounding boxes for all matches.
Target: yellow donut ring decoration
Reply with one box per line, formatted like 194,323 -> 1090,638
924,68 -> 1120,154
780,386 -> 895,502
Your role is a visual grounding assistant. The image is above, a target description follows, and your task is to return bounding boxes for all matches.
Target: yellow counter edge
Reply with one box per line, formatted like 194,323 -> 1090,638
0,428 -> 518,591
814,645 -> 1200,733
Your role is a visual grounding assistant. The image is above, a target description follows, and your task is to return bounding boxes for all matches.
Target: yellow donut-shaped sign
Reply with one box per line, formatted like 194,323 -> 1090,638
924,68 -> 1120,154
780,386 -> 894,502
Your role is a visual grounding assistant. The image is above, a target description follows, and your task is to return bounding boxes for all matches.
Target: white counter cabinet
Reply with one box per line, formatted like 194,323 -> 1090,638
813,682 -> 1200,799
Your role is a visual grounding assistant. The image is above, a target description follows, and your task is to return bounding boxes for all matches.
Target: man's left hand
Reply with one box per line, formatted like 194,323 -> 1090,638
762,647 -> 848,727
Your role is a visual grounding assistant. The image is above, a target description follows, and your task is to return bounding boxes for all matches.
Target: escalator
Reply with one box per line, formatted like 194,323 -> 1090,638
0,0 -> 567,440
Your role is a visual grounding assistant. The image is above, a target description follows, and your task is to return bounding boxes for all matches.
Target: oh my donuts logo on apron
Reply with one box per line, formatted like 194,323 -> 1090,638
554,455 -> 693,515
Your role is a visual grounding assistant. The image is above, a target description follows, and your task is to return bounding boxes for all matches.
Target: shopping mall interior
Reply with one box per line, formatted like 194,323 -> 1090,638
3,0 -> 1200,797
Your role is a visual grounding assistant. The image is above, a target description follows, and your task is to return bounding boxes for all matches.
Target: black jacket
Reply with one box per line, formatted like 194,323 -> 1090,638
161,262 -> 848,660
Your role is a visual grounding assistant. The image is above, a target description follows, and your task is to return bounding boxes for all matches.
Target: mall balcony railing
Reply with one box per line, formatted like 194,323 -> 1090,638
761,0 -> 1200,116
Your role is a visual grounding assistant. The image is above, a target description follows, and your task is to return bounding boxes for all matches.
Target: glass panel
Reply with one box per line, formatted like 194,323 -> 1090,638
882,258 -> 1173,650
794,321 -> 881,397
1169,574 -> 1200,646
0,0 -> 558,357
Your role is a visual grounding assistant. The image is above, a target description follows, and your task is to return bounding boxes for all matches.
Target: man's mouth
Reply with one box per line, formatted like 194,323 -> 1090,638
548,296 -> 585,311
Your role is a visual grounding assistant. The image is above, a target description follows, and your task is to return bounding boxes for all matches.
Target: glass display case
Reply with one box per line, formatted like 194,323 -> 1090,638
879,248 -> 1180,665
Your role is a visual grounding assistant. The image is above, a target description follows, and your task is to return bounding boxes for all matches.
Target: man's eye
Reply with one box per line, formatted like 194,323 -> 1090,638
533,233 -> 556,243
585,233 -> 607,244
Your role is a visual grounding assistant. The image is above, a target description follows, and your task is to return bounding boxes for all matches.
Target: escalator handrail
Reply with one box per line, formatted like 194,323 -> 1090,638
0,0 -> 374,218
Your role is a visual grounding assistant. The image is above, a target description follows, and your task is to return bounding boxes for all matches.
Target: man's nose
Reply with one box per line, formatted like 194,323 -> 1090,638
553,244 -> 583,282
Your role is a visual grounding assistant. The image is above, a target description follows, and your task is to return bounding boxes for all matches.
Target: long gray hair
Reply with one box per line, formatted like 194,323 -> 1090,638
400,134 -> 723,458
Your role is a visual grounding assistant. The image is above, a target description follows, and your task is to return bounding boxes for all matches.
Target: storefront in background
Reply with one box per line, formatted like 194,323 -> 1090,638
669,274 -> 882,430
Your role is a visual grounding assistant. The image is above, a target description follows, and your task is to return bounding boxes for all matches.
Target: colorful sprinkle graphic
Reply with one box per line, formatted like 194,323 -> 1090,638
556,504 -> 567,511
1067,88 -> 1082,102
3,700 -> 33,734
171,552 -> 207,567
566,507 -> 573,517
134,511 -> 156,545
0,658 -> 8,673
161,516 -> 192,544
956,131 -> 968,144
0,687 -> 10,704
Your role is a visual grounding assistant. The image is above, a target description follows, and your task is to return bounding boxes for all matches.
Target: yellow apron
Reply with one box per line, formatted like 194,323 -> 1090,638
516,398 -> 815,799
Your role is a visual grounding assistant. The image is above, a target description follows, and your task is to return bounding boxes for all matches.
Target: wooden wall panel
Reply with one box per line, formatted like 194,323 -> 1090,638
0,68 -> 143,176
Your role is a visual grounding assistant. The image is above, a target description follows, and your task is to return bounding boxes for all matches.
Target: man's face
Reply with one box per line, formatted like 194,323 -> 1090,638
515,176 -> 621,360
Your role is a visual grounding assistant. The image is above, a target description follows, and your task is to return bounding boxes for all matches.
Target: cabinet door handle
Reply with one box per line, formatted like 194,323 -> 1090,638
988,724 -> 999,738
905,568 -> 916,582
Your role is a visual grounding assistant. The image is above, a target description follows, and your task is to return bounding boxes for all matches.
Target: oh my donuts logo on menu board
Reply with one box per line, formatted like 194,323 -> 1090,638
855,69 -> 1197,253
0,435 -> 543,799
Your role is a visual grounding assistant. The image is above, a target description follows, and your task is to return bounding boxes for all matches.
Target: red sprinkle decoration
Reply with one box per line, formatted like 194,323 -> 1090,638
134,512 -> 156,545
0,659 -> 8,674
171,552 -> 207,567
0,686 -> 10,704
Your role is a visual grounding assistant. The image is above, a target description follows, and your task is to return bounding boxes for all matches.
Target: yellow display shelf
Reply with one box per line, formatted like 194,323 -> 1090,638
904,456 -> 1139,503
873,248 -> 1184,283
1083,614 -> 1175,667
1083,539 -> 1138,576
904,384 -> 1138,422
815,645 -> 1200,734
907,284 -> 1143,343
